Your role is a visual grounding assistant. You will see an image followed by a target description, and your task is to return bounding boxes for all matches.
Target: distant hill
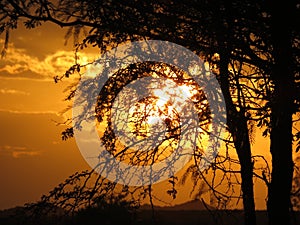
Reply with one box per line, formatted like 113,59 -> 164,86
140,199 -> 214,211
0,206 -> 23,217
0,204 -> 65,217
1,203 -> 300,225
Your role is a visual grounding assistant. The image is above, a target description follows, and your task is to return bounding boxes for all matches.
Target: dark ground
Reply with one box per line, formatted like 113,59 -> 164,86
136,210 -> 300,225
1,206 -> 300,225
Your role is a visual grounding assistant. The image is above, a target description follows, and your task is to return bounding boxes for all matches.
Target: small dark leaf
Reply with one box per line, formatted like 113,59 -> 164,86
296,132 -> 300,140
61,127 -> 74,141
296,143 -> 300,153
257,119 -> 262,127
262,129 -> 268,137
168,180 -> 175,185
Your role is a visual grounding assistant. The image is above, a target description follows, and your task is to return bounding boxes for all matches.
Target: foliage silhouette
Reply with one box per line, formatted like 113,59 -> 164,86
0,1 -> 299,225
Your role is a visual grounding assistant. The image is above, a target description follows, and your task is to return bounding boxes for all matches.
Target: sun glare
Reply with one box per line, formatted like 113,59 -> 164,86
128,79 -> 196,138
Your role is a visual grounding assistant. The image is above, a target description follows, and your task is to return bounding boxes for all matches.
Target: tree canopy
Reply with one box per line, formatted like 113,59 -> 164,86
1,1 -> 299,225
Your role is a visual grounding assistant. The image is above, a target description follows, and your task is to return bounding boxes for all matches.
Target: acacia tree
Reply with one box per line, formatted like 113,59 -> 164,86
1,1 -> 299,225
0,0 -> 257,219
212,2 -> 300,225
266,1 -> 299,225
0,1 -> 261,225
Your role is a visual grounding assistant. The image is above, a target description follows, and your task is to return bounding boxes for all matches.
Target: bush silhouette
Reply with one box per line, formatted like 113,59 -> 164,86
69,196 -> 137,225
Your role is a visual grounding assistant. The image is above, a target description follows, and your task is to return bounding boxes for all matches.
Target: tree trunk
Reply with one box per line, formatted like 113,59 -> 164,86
219,50 -> 257,225
267,1 -> 295,225
268,86 -> 294,225
213,2 -> 257,223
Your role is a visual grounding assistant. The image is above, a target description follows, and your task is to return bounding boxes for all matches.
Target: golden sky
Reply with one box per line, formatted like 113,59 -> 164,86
0,23 -> 92,210
0,21 -> 272,211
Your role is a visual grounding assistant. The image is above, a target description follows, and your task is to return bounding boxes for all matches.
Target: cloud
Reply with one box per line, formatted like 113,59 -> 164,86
0,39 -> 97,81
0,88 -> 30,95
0,108 -> 59,114
12,151 -> 40,158
0,145 -> 41,158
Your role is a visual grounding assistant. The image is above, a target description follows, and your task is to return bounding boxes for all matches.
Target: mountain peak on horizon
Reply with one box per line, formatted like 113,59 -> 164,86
140,199 -> 213,211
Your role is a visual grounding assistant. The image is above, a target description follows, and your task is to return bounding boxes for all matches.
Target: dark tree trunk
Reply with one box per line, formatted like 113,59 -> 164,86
219,50 -> 257,225
213,1 -> 257,223
268,86 -> 294,225
267,1 -> 295,225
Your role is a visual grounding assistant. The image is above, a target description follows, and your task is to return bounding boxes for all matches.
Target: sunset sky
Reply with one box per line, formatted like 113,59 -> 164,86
0,21 -> 272,211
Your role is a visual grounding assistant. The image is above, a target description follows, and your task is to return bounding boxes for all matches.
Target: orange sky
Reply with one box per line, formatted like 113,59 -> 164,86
0,22 -> 273,211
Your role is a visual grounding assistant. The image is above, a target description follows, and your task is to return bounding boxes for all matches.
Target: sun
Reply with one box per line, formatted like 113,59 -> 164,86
128,96 -> 170,139
128,79 -> 196,139
94,62 -> 208,166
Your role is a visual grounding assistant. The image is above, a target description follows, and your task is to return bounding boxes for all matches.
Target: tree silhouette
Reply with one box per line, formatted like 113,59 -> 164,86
17,171 -> 141,225
1,1 -> 299,225
266,2 -> 299,225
